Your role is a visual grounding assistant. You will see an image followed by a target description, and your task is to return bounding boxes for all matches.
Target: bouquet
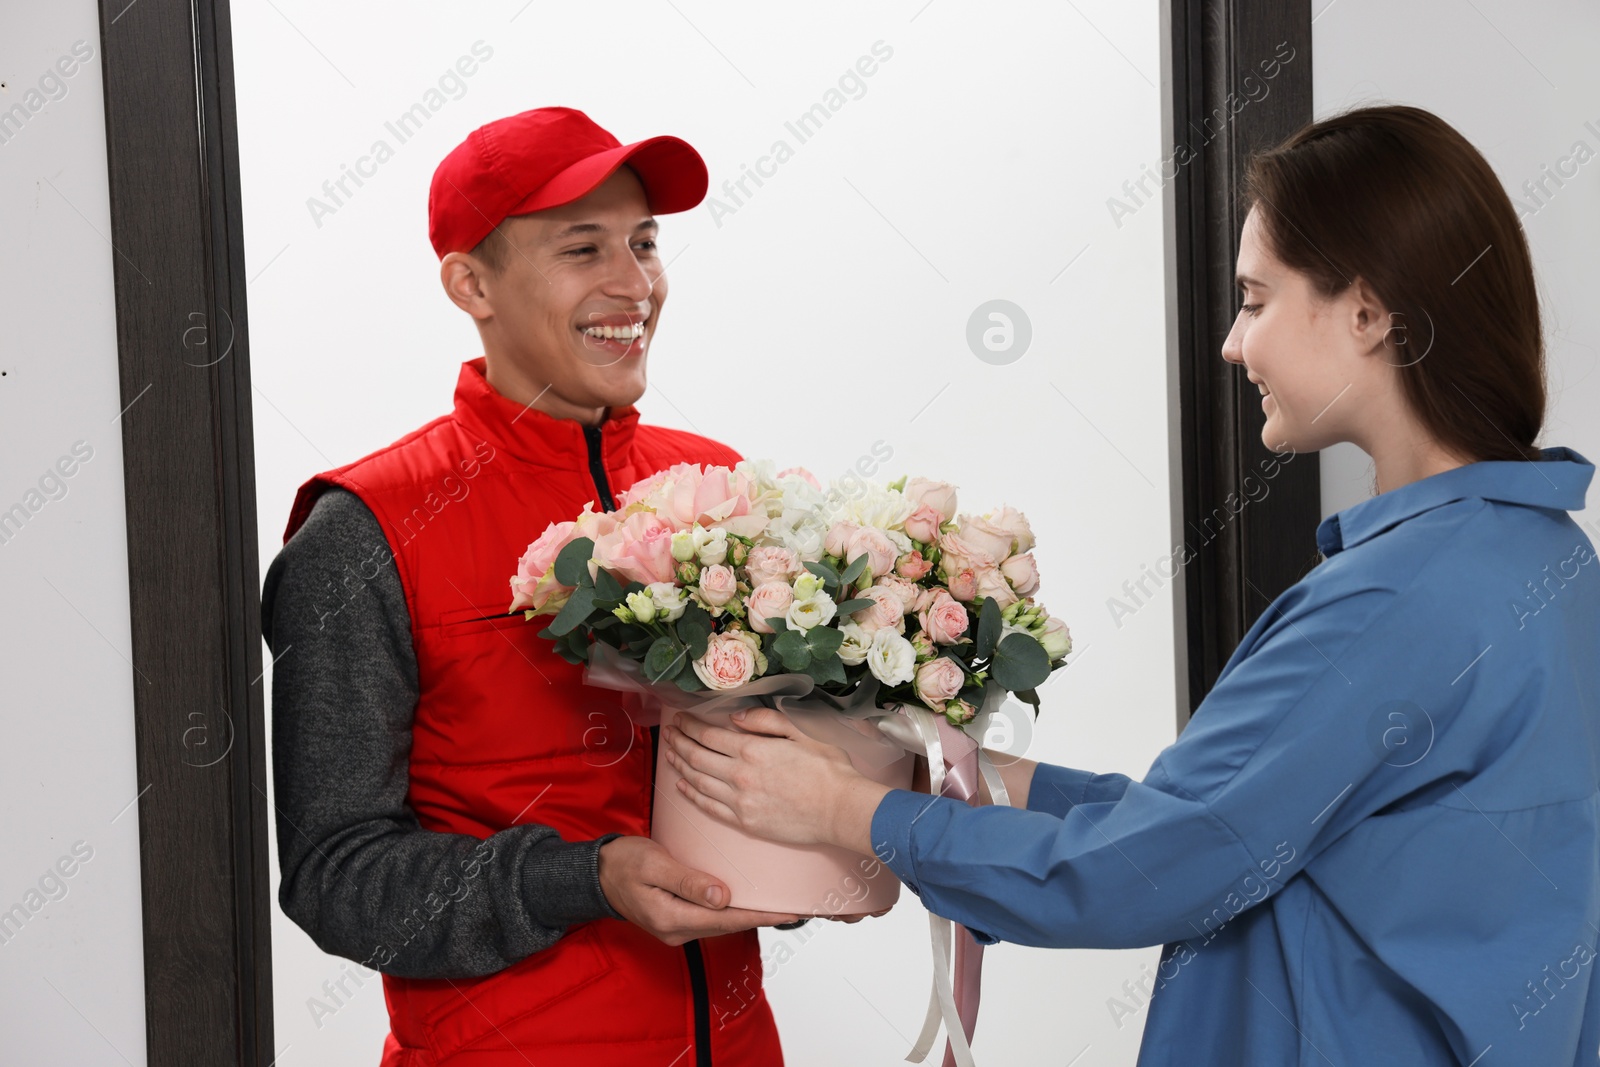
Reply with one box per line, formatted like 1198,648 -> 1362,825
509,459 -> 1070,1067
508,460 -> 1071,724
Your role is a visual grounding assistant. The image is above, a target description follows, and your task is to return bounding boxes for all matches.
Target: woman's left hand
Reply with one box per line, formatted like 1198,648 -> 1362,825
663,707 -> 875,848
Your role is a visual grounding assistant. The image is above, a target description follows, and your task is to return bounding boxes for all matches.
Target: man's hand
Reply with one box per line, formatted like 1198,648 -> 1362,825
597,836 -> 804,946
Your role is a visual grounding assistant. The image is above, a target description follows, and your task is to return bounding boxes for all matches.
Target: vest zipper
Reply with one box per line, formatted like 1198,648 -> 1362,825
645,603 -> 713,1063
684,938 -> 714,1067
583,422 -> 617,512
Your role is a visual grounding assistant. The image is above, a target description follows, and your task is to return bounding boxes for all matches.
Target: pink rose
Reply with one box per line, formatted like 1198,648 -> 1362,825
955,514 -> 1018,562
902,477 -> 959,523
692,631 -> 760,690
904,504 -> 943,544
850,585 -> 907,635
824,520 -> 860,559
509,520 -> 582,612
574,504 -> 621,541
516,521 -> 577,582
974,564 -> 1019,610
913,657 -> 965,709
697,563 -> 739,607
876,574 -> 922,613
988,505 -> 1036,554
591,511 -> 677,586
845,526 -> 899,578
689,466 -> 766,538
913,587 -> 940,614
616,462 -> 697,509
745,545 -> 802,587
918,590 -> 970,645
776,466 -> 822,490
937,530 -> 998,577
896,550 -> 934,582
944,696 -> 978,726
1000,552 -> 1040,596
946,568 -> 978,603
746,581 -> 796,634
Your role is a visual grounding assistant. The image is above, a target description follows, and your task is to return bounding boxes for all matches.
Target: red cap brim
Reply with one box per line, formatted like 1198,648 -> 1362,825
508,135 -> 708,217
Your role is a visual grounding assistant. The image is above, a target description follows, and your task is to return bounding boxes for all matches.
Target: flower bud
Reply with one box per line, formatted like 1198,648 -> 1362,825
943,697 -> 978,726
793,572 -> 825,601
612,605 -> 636,624
625,590 -> 657,624
671,529 -> 697,562
676,560 -> 701,585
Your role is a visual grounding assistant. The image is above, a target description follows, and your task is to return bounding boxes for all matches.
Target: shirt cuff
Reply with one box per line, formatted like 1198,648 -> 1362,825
520,832 -> 627,927
1024,763 -> 1100,819
870,789 -> 1002,945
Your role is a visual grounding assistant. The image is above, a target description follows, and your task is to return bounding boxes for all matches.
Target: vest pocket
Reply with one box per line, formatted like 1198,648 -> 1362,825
419,922 -> 615,1059
437,603 -> 533,638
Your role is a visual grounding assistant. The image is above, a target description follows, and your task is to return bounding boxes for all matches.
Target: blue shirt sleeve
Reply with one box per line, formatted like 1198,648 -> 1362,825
869,576 -> 1480,950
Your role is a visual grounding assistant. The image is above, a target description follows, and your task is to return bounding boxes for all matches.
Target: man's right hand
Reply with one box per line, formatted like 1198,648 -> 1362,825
597,836 -> 805,946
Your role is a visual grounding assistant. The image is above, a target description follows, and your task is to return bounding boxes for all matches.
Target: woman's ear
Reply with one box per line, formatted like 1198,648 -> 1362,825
1347,276 -> 1398,360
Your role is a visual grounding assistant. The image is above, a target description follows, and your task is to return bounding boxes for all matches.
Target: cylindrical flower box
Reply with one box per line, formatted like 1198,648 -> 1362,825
650,707 -> 916,916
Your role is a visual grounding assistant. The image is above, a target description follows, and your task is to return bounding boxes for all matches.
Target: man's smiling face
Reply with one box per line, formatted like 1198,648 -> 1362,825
445,165 -> 666,420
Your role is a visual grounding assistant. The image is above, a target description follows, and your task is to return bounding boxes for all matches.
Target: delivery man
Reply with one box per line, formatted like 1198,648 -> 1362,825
262,106 -> 800,1067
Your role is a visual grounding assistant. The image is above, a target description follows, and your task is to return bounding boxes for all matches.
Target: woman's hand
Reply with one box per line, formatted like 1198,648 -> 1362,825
662,708 -> 890,851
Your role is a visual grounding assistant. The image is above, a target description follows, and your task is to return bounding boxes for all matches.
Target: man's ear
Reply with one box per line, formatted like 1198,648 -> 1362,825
440,253 -> 494,321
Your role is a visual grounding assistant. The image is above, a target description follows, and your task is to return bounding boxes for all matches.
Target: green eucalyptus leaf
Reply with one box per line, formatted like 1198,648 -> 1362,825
805,625 -> 845,658
674,661 -> 706,692
547,585 -> 597,636
989,631 -> 1051,692
839,552 -> 869,585
773,629 -> 812,671
553,537 -> 596,587
802,653 -> 846,686
976,596 -> 1001,660
593,568 -> 623,602
833,598 -> 874,615
644,636 -> 687,682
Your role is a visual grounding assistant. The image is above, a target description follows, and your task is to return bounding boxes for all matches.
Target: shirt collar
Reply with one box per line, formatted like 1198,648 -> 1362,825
1317,446 -> 1595,557
449,356 -> 640,469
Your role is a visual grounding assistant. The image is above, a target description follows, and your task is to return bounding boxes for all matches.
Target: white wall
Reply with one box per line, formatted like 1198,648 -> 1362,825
236,1 -> 1176,1063
1314,0 -> 1600,521
0,4 -> 150,1064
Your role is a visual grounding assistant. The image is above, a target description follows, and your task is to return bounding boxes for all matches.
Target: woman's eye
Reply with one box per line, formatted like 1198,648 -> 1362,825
1240,303 -> 1262,316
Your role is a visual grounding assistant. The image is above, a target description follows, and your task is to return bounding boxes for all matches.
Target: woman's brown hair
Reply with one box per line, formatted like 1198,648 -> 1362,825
1242,104 -> 1546,463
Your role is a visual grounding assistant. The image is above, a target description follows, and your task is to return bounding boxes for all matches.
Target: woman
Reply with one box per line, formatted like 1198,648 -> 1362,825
662,105 -> 1600,1064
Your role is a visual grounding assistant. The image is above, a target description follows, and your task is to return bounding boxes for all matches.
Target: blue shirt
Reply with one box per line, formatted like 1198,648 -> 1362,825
871,446 -> 1600,1066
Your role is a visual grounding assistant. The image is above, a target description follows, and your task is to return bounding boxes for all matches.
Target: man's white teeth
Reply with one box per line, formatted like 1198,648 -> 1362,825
584,324 -> 646,340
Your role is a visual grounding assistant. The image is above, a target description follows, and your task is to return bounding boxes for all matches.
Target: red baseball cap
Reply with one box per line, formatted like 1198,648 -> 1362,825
428,106 -> 708,259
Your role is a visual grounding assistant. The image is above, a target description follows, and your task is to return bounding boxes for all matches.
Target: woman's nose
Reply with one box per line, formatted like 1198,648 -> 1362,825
1220,311 -> 1246,364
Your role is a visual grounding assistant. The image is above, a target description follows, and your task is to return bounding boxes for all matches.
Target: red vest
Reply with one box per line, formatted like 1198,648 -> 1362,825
282,357 -> 784,1067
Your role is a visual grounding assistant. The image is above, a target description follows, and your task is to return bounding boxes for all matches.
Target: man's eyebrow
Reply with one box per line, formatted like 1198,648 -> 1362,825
548,219 -> 659,241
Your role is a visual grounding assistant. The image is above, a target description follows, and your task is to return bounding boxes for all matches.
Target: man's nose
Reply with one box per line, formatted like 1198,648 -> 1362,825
604,247 -> 656,301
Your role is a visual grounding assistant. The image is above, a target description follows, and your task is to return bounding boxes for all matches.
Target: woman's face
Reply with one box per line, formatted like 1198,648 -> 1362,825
1221,205 -> 1388,455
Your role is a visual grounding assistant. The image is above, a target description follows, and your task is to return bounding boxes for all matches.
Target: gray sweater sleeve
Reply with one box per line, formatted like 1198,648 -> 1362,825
261,486 -> 628,980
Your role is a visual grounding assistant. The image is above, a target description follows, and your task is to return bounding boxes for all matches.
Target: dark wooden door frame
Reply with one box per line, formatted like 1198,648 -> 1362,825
97,0 -> 274,1062
95,0 -> 1312,1060
1165,0 -> 1321,728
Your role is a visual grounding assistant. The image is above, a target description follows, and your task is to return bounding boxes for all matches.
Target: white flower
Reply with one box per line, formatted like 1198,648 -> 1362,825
624,590 -> 657,624
670,529 -> 697,562
778,520 -> 826,562
837,621 -> 872,666
646,582 -> 688,622
866,627 -> 916,686
786,592 -> 837,631
793,572 -> 826,601
694,525 -> 729,566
